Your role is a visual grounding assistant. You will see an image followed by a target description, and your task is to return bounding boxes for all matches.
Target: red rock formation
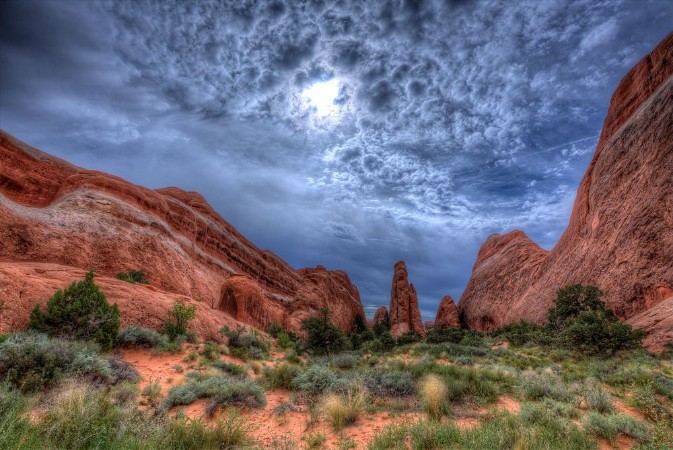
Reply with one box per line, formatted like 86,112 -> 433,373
0,131 -> 365,336
627,296 -> 673,353
389,261 -> 425,337
434,295 -> 460,329
458,33 -> 673,351
0,262 -> 235,342
372,306 -> 389,326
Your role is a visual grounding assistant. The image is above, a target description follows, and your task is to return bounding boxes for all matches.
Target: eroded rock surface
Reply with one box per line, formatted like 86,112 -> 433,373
389,261 -> 425,337
457,33 -> 673,351
372,305 -> 389,326
434,295 -> 460,329
0,131 -> 364,335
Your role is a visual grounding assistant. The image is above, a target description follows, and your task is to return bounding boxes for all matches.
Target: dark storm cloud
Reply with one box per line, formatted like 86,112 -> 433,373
1,0 -> 672,318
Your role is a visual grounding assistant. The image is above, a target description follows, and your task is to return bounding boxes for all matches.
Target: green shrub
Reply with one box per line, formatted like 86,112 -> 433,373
541,284 -> 644,355
164,302 -> 197,342
560,310 -> 645,355
331,352 -> 360,369
363,369 -> 415,397
0,333 -> 121,392
548,284 -> 610,330
116,325 -> 165,348
116,270 -> 148,284
262,363 -> 301,390
200,341 -> 220,361
163,375 -> 265,412
29,271 -> 120,350
221,326 -> 270,359
275,331 -> 295,350
425,327 -> 466,344
301,308 -> 349,355
396,332 -> 421,346
267,323 -> 283,338
284,349 -> 302,364
293,365 -> 344,395
491,321 -> 543,346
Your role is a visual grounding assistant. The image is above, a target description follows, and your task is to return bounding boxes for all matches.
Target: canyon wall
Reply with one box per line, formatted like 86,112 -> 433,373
0,130 -> 365,336
457,33 -> 673,351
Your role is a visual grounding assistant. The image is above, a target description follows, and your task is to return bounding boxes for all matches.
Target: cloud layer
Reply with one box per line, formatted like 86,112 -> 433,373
1,0 -> 671,318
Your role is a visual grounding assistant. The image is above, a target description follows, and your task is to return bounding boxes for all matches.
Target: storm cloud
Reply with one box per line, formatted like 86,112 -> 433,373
1,0 -> 671,318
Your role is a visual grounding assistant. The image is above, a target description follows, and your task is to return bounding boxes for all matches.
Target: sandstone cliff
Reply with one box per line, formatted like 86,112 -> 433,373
389,261 -> 425,337
434,295 -> 460,329
372,305 -> 389,326
0,131 -> 365,336
457,33 -> 673,351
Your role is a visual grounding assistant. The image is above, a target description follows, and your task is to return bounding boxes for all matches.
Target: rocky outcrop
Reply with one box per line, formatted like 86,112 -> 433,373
627,296 -> 673,353
0,262 -> 236,342
389,261 -> 425,337
0,130 -> 365,335
372,306 -> 389,326
457,33 -> 673,351
434,295 -> 460,329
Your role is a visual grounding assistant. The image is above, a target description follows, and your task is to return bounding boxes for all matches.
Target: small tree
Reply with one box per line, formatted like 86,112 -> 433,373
164,302 -> 196,341
29,271 -> 120,350
548,284 -> 645,355
352,314 -> 367,334
301,308 -> 349,355
548,284 -> 611,330
116,270 -> 148,284
372,309 -> 391,336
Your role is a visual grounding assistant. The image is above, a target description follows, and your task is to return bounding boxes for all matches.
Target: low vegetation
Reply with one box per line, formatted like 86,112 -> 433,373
116,269 -> 149,284
29,270 -> 120,350
1,282 -> 669,448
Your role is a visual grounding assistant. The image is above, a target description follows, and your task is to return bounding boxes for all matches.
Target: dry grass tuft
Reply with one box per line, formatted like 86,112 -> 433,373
323,385 -> 367,430
420,374 -> 448,420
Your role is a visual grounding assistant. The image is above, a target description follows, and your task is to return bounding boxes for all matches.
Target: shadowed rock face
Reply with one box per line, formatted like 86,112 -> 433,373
457,32 -> 673,351
0,131 -> 364,335
389,261 -> 425,337
434,295 -> 460,329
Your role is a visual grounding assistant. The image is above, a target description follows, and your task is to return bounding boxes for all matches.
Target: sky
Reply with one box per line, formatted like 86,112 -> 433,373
1,1 -> 672,320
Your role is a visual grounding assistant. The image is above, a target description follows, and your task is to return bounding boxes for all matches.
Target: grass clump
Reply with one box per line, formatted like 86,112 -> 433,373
331,352 -> 360,369
293,365 -> 344,395
0,332 -> 128,392
583,412 -> 650,443
322,385 -> 367,430
211,360 -> 247,377
363,369 -> 415,397
520,372 -> 573,402
115,325 -> 164,349
221,326 -> 270,360
262,363 -> 301,390
420,374 -> 448,420
163,375 -> 266,414
582,384 -> 614,413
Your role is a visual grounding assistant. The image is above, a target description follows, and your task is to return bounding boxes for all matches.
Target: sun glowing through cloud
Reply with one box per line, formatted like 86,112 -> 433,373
302,78 -> 340,117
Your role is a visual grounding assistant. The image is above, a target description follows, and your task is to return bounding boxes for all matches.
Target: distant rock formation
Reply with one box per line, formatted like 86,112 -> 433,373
372,305 -> 389,326
434,295 -> 460,329
389,261 -> 425,337
0,130 -> 365,336
457,32 -> 673,351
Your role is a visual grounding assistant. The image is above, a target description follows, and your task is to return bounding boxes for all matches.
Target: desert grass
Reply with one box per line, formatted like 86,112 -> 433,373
420,374 -> 448,420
